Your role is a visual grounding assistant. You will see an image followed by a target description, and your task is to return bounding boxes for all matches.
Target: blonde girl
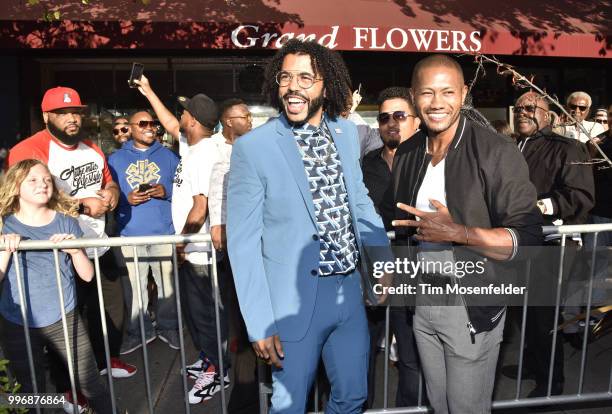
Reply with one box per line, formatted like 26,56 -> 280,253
0,159 -> 112,413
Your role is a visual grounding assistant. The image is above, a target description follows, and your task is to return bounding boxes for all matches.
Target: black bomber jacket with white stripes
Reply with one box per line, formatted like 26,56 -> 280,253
386,116 -> 543,333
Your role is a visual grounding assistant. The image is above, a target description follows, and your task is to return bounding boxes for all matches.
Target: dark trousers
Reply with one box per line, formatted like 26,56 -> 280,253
525,240 -> 577,386
222,255 -> 260,414
366,307 -> 385,409
51,250 -> 125,391
390,308 -> 423,407
1,311 -> 113,414
366,307 -> 422,408
179,259 -> 228,369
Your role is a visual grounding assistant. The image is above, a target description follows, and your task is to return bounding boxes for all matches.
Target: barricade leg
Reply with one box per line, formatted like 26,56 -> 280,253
171,244 -> 191,414
93,249 -> 117,413
133,246 -> 155,414
548,235 -> 566,397
11,252 -> 41,414
578,232 -> 598,394
53,249 -> 79,414
211,248 -> 228,413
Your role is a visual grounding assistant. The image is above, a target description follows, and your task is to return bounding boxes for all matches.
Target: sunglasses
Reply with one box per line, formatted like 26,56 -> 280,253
112,126 -> 129,135
377,111 -> 416,125
568,104 -> 589,111
595,119 -> 608,124
512,105 -> 549,114
130,120 -> 160,129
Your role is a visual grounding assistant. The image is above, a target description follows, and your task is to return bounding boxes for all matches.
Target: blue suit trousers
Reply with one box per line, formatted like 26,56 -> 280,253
270,272 -> 369,414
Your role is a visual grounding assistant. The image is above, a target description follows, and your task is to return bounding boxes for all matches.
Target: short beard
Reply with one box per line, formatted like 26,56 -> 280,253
47,122 -> 82,146
283,92 -> 325,126
382,135 -> 400,150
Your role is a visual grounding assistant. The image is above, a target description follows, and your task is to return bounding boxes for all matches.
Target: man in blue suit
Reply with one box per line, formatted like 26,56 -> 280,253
227,39 -> 391,413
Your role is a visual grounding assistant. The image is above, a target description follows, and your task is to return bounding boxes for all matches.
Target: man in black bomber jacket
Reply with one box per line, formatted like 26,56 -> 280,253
389,55 -> 542,414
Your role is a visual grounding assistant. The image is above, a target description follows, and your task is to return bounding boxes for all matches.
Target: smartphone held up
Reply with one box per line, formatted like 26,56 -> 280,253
128,63 -> 144,88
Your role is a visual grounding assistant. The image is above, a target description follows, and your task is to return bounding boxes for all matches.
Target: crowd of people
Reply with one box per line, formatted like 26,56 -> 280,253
0,38 -> 610,414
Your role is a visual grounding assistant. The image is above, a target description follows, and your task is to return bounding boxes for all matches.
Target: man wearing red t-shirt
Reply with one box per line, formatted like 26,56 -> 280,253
8,87 -> 136,409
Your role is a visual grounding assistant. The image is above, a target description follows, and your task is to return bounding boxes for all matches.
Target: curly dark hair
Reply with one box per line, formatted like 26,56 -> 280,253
263,39 -> 352,120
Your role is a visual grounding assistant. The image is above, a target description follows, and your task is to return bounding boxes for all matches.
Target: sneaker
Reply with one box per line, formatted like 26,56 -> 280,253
100,357 -> 138,378
184,357 -> 204,380
157,330 -> 180,350
120,333 -> 157,355
63,391 -> 88,414
188,359 -> 230,404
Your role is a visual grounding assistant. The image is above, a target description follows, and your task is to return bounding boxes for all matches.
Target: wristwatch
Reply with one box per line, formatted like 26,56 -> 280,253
537,200 -> 547,214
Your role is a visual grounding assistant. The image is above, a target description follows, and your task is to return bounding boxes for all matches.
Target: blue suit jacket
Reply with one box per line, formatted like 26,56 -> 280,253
227,114 -> 390,342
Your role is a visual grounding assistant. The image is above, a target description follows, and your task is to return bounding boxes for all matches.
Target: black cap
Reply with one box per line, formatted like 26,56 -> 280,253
177,94 -> 219,129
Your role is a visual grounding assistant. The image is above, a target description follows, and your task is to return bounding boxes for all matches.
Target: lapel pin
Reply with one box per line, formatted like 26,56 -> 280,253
335,128 -> 342,134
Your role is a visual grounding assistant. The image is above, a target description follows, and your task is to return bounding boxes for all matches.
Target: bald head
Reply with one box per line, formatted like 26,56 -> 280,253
129,111 -> 151,124
409,54 -> 467,139
411,54 -> 464,88
517,92 -> 549,111
514,91 -> 550,138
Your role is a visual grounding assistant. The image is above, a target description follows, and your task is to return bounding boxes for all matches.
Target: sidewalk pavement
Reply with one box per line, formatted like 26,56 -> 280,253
108,319 -> 611,414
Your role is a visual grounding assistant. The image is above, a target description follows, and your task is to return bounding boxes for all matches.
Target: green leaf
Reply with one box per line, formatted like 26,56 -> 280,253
27,0 -> 41,5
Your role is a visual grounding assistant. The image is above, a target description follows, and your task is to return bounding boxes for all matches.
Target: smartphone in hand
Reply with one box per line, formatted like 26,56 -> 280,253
128,63 -> 144,88
138,183 -> 153,192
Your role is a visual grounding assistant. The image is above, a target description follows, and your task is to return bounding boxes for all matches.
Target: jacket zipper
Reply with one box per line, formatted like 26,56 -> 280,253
410,128 -> 478,341
517,137 -> 530,152
453,275 -> 477,343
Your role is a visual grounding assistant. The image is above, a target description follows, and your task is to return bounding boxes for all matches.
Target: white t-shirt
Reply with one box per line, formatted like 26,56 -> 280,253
8,130 -> 111,257
172,134 -> 225,265
558,120 -> 605,143
208,140 -> 233,226
415,158 -> 447,214
415,158 -> 455,275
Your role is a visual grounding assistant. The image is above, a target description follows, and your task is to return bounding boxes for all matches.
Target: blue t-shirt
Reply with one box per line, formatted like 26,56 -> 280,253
0,212 -> 83,328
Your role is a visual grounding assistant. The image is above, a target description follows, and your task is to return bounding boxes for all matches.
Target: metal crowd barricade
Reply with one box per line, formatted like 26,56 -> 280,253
1,233 -> 226,414
3,223 -> 611,413
258,224 -> 612,413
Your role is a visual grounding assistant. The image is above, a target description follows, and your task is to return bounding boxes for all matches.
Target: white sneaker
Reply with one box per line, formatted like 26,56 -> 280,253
62,391 -> 88,413
184,358 -> 204,380
188,359 -> 230,404
99,357 -> 138,378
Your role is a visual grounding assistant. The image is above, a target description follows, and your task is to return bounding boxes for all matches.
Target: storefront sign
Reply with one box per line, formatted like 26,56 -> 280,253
231,24 -> 482,53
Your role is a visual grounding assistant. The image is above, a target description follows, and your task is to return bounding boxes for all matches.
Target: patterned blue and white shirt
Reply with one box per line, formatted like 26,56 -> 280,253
292,121 -> 359,276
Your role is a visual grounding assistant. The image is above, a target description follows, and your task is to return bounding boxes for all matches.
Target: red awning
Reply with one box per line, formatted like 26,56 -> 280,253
0,0 -> 609,58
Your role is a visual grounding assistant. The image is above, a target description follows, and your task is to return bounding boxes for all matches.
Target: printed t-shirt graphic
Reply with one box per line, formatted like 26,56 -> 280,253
8,130 -> 112,256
